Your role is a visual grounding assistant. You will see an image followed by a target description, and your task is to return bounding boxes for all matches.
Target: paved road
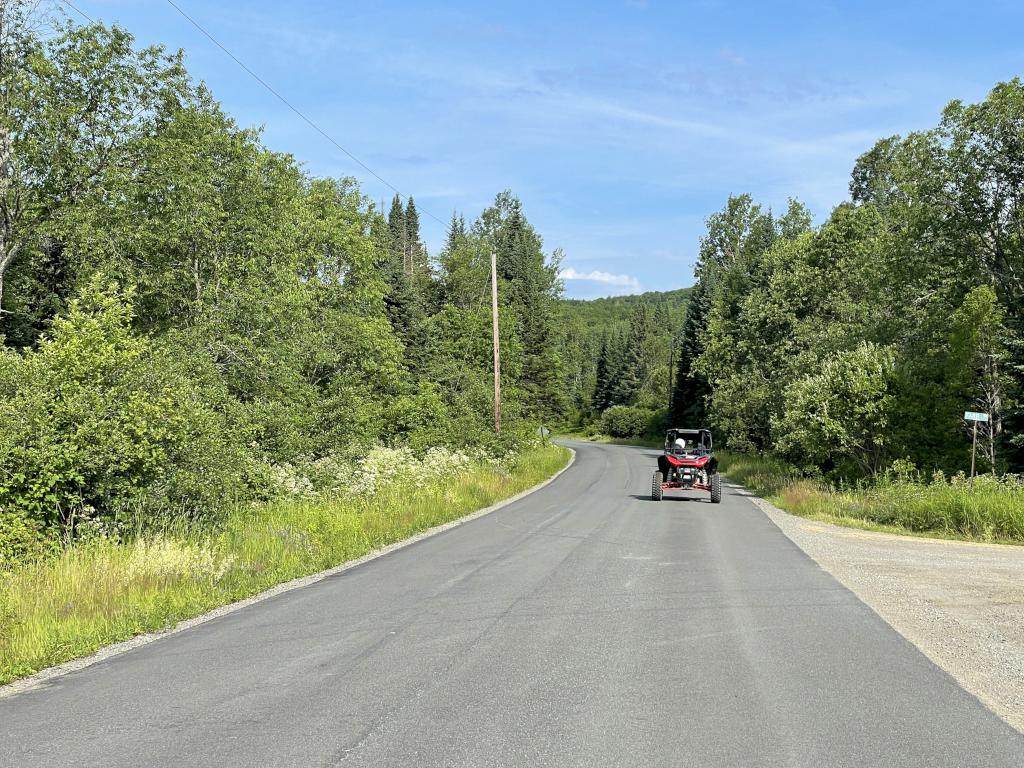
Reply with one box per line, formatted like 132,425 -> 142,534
2,441 -> 1021,767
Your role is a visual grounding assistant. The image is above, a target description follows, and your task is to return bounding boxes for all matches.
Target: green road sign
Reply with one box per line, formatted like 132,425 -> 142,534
964,411 -> 989,422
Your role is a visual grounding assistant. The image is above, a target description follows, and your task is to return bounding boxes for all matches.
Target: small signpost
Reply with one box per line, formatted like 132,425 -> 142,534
964,411 -> 989,478
536,426 -> 550,444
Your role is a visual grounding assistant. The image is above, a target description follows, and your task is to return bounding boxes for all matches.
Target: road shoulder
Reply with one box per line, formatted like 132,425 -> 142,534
735,482 -> 1024,733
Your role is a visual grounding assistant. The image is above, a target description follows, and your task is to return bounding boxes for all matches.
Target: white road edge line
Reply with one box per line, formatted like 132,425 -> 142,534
0,447 -> 577,700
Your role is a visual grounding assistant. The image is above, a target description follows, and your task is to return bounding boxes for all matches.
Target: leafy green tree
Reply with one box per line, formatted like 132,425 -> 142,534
775,343 -> 898,477
1,12 -> 189,340
940,80 -> 1024,467
947,286 -> 1012,471
437,212 -> 487,309
601,405 -> 649,439
694,195 -> 779,447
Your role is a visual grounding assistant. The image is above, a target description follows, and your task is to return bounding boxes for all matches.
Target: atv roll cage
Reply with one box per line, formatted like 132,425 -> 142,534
664,428 -> 713,456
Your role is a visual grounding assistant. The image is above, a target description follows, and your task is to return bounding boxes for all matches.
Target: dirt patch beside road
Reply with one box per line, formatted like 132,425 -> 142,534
744,486 -> 1024,732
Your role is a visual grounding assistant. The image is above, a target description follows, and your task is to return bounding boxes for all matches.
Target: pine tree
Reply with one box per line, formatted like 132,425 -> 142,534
612,304 -> 653,405
405,197 -> 422,277
653,300 -> 670,329
387,194 -> 406,273
603,327 -> 627,406
484,193 -> 566,420
593,335 -> 612,413
670,282 -> 711,426
438,211 -> 486,309
380,195 -> 430,372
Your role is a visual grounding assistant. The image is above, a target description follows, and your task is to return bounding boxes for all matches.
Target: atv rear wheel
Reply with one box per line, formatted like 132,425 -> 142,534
651,471 -> 663,501
710,473 -> 722,504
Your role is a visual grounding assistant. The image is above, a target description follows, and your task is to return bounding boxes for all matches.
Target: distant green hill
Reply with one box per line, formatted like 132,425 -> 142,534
558,286 -> 693,328
556,287 -> 693,423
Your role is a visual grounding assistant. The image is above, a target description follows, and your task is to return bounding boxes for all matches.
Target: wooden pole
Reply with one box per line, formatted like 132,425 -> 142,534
491,250 -> 501,433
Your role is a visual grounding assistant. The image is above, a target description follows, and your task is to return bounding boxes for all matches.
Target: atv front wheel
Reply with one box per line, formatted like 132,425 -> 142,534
651,471 -> 663,501
710,473 -> 722,504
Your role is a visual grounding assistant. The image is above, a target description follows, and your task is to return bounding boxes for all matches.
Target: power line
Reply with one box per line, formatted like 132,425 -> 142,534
58,0 -> 94,24
59,0 -> 445,226
161,0 -> 445,225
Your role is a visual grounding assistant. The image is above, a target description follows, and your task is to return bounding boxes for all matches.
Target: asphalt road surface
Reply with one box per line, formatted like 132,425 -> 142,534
2,441 -> 1022,767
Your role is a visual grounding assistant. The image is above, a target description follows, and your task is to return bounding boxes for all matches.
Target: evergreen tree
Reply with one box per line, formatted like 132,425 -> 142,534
593,335 -> 612,413
387,194 -> 406,273
380,195 -> 429,373
652,301 -> 670,330
437,211 -> 487,309
613,304 -> 653,405
604,327 -> 628,406
670,281 -> 711,427
405,197 -> 422,277
478,192 -> 565,420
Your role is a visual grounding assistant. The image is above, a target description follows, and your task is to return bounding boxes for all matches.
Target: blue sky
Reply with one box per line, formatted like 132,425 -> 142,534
70,1 -> 1024,298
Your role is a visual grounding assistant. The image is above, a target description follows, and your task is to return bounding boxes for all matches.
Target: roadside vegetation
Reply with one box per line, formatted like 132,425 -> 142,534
0,443 -> 568,685
560,79 -> 1024,536
664,81 -> 1024,480
0,6 -> 573,683
1,7 -> 567,565
718,452 -> 1024,544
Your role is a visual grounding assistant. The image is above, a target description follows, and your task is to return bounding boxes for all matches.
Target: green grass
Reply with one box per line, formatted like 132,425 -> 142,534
0,444 -> 570,686
718,451 -> 1024,544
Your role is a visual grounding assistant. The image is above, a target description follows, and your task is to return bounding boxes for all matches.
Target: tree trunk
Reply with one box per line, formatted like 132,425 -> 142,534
0,119 -> 12,319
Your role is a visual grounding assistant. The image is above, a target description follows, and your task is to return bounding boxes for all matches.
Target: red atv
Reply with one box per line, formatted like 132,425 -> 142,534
652,428 -> 721,503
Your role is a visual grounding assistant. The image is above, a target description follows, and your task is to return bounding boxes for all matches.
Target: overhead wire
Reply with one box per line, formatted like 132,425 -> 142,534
59,0 -> 446,225
57,0 -> 94,24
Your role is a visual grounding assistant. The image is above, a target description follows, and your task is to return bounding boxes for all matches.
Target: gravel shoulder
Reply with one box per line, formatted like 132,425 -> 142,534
740,483 -> 1024,732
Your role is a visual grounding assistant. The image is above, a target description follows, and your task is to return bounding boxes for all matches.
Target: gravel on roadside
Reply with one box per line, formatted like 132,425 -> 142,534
739,484 -> 1024,733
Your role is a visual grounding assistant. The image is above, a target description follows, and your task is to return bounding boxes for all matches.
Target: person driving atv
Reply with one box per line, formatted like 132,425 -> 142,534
673,437 -> 688,453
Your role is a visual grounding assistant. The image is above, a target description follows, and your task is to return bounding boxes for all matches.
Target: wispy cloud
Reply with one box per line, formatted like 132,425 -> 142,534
718,47 -> 746,66
560,267 -> 642,292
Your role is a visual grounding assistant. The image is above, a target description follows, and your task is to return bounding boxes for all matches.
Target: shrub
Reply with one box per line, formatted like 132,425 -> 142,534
0,280 -> 248,534
774,342 -> 897,477
0,509 -> 52,568
601,405 -> 651,438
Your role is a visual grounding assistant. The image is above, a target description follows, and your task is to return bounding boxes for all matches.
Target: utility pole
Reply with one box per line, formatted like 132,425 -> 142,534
491,250 -> 501,433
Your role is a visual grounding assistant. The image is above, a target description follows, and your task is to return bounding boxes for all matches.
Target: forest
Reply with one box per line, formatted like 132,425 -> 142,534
666,79 -> 1024,481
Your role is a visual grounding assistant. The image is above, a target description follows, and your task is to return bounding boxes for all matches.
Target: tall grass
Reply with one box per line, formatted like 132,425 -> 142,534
0,444 -> 569,685
718,451 -> 1024,543
717,451 -> 802,497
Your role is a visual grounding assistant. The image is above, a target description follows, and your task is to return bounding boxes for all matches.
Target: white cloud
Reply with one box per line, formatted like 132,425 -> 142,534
560,267 -> 642,291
